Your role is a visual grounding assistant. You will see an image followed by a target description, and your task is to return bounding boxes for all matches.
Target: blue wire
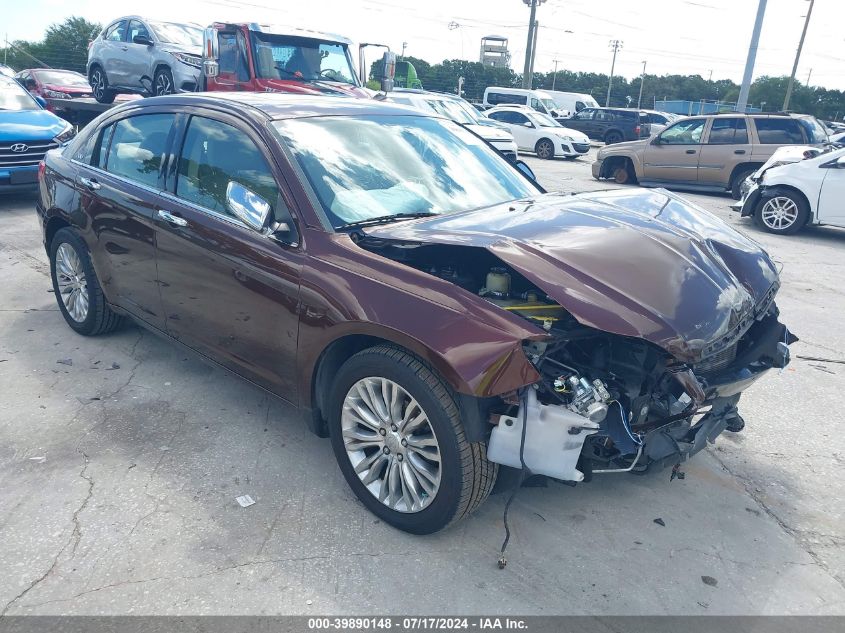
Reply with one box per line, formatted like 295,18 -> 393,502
617,400 -> 642,446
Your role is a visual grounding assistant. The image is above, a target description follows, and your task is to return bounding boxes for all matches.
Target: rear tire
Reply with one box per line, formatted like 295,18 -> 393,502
89,66 -> 116,104
604,130 -> 623,145
328,345 -> 497,534
49,228 -> 124,336
731,167 -> 757,200
535,138 -> 555,160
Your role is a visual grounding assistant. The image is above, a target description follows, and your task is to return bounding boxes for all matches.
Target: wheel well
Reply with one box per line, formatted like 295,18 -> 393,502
45,216 -> 71,252
88,63 -> 101,81
604,128 -> 623,142
153,64 -> 171,78
600,155 -> 632,178
762,185 -> 812,219
535,137 -> 553,149
729,163 -> 763,187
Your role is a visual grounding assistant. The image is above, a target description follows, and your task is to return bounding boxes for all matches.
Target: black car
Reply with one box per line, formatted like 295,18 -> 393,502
557,107 -> 651,144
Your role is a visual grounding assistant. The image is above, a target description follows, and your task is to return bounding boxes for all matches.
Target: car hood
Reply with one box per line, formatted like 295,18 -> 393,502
257,78 -> 369,98
365,188 -> 780,363
465,123 -> 513,143
0,108 -> 68,141
551,126 -> 589,143
599,138 -> 648,157
160,43 -> 203,56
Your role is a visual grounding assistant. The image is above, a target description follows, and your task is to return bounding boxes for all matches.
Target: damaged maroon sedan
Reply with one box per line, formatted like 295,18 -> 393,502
37,93 -> 794,534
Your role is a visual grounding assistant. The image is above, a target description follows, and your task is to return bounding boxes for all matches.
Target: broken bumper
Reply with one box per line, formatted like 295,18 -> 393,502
732,182 -> 762,217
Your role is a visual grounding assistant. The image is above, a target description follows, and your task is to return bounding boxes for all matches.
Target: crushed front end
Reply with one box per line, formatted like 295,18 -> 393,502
488,293 -> 795,481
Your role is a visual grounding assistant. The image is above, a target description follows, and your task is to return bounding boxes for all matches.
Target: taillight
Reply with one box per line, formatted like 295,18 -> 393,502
634,125 -> 640,135
38,160 -> 46,181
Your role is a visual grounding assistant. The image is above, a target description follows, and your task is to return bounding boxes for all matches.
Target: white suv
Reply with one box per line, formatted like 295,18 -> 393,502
485,105 -> 590,159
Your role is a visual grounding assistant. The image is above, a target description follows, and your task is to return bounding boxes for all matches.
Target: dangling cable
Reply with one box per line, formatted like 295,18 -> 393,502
499,388 -> 531,569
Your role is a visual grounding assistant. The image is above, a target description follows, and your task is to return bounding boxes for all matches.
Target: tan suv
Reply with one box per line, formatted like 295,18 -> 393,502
592,112 -> 829,199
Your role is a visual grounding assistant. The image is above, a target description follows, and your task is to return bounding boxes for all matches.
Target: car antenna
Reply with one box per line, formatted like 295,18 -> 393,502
498,387 -> 532,569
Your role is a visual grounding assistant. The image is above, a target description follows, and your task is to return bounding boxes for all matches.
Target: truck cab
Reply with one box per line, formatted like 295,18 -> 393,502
202,22 -> 380,97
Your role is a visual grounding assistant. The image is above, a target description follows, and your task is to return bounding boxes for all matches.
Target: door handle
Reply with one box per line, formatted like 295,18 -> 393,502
734,149 -> 746,155
685,149 -> 696,154
157,209 -> 188,227
120,46 -> 128,51
78,176 -> 101,190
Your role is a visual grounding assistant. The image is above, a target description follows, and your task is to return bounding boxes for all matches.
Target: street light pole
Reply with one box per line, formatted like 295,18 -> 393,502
736,0 -> 767,112
783,0 -> 814,111
401,41 -> 407,59
551,58 -> 560,90
521,0 -> 545,89
637,60 -> 646,109
605,39 -> 622,107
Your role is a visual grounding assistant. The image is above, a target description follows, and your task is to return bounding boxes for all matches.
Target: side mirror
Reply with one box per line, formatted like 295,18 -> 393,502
837,156 -> 845,168
35,96 -> 47,108
523,121 -> 534,128
380,51 -> 396,92
514,160 -> 536,181
226,182 -> 271,231
203,27 -> 220,78
133,35 -> 154,46
651,136 -> 662,145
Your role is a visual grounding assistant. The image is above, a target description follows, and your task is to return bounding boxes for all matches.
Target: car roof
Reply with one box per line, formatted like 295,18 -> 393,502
105,92 -> 438,122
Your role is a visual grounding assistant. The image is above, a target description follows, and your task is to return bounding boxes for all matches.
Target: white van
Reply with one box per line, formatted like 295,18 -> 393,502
482,87 -> 564,117
545,91 -> 599,116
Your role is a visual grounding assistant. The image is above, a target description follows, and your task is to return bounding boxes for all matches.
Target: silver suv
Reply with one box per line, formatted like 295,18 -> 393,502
87,16 -> 203,103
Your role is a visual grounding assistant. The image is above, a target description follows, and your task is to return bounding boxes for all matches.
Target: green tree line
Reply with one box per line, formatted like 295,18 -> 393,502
2,17 -> 102,76
376,56 -> 845,121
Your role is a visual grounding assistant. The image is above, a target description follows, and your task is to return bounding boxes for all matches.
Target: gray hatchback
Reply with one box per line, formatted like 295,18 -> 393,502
87,16 -> 203,103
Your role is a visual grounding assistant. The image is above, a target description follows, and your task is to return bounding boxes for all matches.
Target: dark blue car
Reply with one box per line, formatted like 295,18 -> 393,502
1,75 -> 75,192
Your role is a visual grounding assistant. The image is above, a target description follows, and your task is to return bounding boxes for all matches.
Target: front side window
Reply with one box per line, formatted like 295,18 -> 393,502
707,118 -> 748,144
753,118 -> 804,144
104,21 -> 126,42
659,119 -> 706,144
176,116 -> 279,220
251,33 -> 356,85
128,20 -> 150,42
104,114 -> 174,189
217,32 -> 250,81
573,109 -> 594,121
273,115 -> 539,229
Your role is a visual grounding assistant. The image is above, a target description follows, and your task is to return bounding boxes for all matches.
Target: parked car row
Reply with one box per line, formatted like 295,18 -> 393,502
485,105 -> 590,159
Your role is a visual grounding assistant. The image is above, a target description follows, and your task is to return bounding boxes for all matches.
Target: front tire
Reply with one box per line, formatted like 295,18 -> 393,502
153,68 -> 175,96
328,346 -> 497,534
535,138 -> 555,160
90,66 -> 116,104
50,228 -> 124,335
754,190 -> 809,235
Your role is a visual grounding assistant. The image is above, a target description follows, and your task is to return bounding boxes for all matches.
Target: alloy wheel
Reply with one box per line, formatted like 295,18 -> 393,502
537,140 -> 553,159
341,377 -> 442,513
155,73 -> 173,96
760,196 -> 799,231
55,243 -> 89,323
91,70 -> 104,99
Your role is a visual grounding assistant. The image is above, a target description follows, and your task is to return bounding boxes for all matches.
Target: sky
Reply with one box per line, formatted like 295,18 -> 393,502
2,0 -> 844,90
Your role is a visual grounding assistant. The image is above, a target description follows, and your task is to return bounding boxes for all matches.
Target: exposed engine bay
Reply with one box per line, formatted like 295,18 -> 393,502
356,236 -> 795,481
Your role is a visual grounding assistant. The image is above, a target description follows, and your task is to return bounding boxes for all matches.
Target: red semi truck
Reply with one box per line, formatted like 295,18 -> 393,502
201,22 -> 394,96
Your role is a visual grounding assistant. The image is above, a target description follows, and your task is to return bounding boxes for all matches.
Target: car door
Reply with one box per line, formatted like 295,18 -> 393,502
697,117 -> 751,187
124,19 -> 154,92
154,111 -> 304,401
210,30 -> 252,91
817,157 -> 845,226
506,111 -> 536,150
642,117 -> 707,183
567,108 -> 595,138
72,112 -> 176,329
101,20 -> 130,87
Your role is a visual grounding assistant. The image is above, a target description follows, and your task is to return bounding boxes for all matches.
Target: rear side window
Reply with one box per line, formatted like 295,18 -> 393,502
707,118 -> 748,144
487,92 -> 525,106
175,116 -> 279,219
489,111 -> 524,124
104,21 -> 126,42
594,110 -> 615,122
754,118 -> 804,144
104,114 -> 174,188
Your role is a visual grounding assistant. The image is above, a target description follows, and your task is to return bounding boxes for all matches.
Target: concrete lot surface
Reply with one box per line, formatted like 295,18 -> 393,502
1,151 -> 844,615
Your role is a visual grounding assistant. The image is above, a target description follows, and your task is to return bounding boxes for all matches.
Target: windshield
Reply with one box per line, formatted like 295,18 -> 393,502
273,115 -> 538,229
251,32 -> 356,84
540,98 -> 558,112
33,70 -> 89,87
532,112 -> 561,128
0,80 -> 40,111
798,117 -> 829,144
424,99 -> 476,125
149,21 -> 202,47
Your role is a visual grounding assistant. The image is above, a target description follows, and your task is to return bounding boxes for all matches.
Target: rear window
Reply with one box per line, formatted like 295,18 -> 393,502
753,118 -> 805,144
707,118 -> 749,144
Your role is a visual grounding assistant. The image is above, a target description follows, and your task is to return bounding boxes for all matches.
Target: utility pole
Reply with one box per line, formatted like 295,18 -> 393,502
783,0 -> 814,111
551,58 -> 560,91
637,60 -> 647,109
521,0 -> 545,89
708,69 -> 713,81
806,68 -> 812,86
457,76 -> 464,96
605,39 -> 622,107
528,20 -> 539,83
401,41 -> 407,59
737,0 -> 767,112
